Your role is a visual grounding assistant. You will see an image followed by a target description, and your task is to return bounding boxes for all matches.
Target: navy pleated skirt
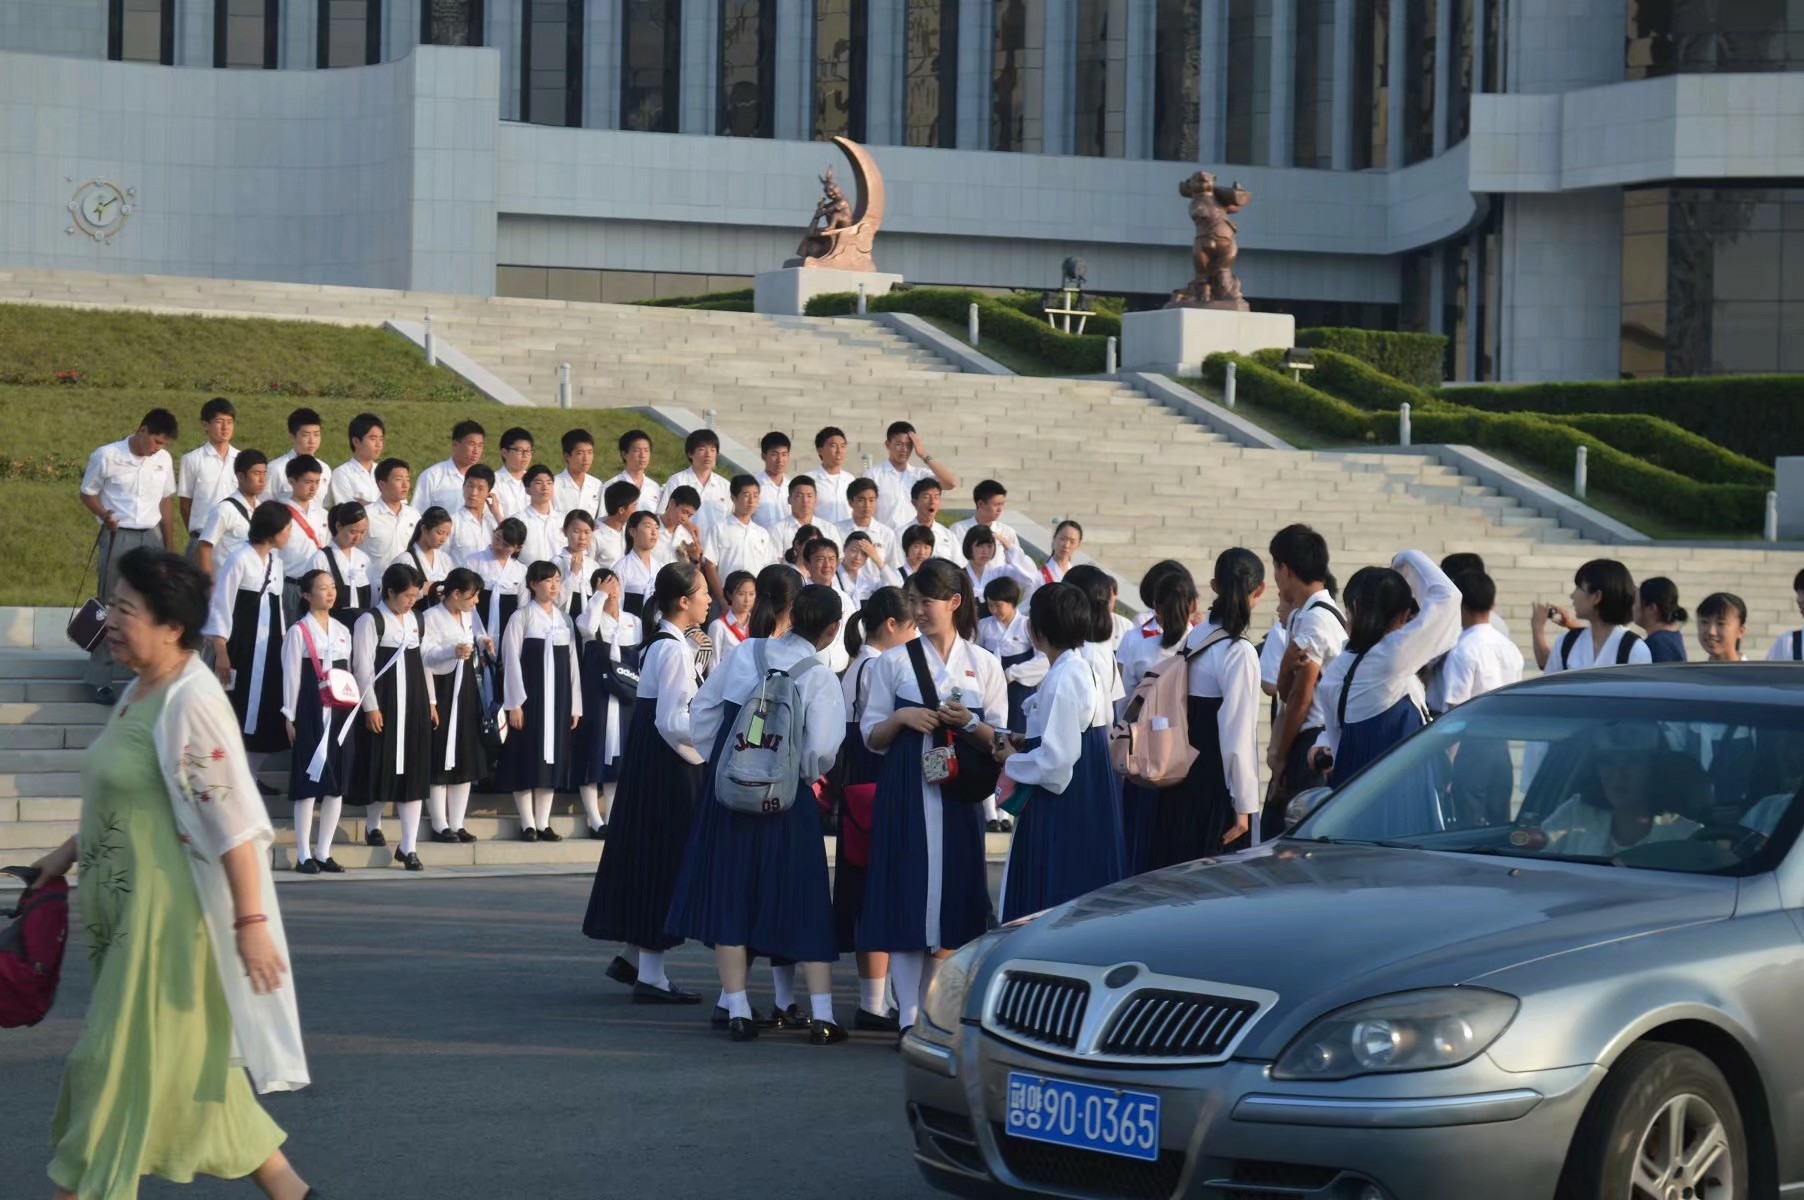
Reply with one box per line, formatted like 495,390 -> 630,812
569,639 -> 631,787
1000,726 -> 1126,923
583,695 -> 702,950
495,637 -> 575,793
1332,696 -> 1438,838
856,705 -> 995,954
431,658 -> 488,786
1148,696 -> 1233,870
1120,781 -> 1160,876
287,658 -> 354,802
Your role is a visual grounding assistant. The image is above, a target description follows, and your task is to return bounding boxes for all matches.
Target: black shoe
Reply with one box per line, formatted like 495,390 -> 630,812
711,1005 -> 730,1030
293,859 -> 321,875
455,828 -> 477,843
539,827 -> 563,843
811,1020 -> 850,1045
588,823 -> 608,840
91,685 -> 117,707
520,827 -> 540,842
854,1007 -> 901,1033
365,829 -> 387,847
395,850 -> 424,872
727,1016 -> 760,1042
985,819 -> 1002,833
772,1003 -> 811,1031
606,955 -> 639,987
998,816 -> 1015,833
633,980 -> 702,1005
318,857 -> 345,874
432,828 -> 461,844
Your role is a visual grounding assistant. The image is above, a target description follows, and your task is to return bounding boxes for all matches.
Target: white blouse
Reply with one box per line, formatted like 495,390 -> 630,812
978,613 -> 1048,690
612,550 -> 660,609
1003,651 -> 1099,795
859,635 -> 1009,751
448,506 -> 497,566
517,505 -> 566,568
322,543 -> 370,596
399,544 -> 452,591
204,544 -> 285,640
708,614 -> 752,669
1184,621 -> 1265,819
278,501 -> 330,578
279,612 -> 353,721
555,549 -> 599,615
351,603 -> 436,714
1078,638 -> 1125,726
691,633 -> 847,779
421,604 -> 490,676
502,602 -> 584,765
582,603 -> 642,651
465,549 -> 528,636
641,619 -> 704,764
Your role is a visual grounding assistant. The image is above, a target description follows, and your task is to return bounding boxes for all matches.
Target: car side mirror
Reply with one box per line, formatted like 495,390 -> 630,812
1285,786 -> 1334,827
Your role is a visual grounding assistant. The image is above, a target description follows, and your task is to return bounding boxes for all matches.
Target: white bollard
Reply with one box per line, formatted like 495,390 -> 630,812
705,408 -> 718,430
422,310 -> 435,368
967,302 -> 979,346
1223,361 -> 1237,409
1105,336 -> 1117,375
1398,401 -> 1411,447
1767,490 -> 1780,542
557,362 -> 571,409
856,283 -> 867,315
860,453 -> 874,476
1574,445 -> 1588,500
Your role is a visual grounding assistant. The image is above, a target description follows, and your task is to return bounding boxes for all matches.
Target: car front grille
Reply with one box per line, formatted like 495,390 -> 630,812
993,970 -> 1090,1050
993,1123 -> 1187,1200
1097,989 -> 1261,1059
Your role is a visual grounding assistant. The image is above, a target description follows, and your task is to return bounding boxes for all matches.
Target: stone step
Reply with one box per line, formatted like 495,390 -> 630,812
0,702 -> 110,726
0,725 -> 99,750
0,681 -> 93,704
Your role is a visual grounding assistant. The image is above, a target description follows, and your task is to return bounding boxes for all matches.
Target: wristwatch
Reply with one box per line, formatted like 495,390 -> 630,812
960,712 -> 980,734
921,454 -> 934,465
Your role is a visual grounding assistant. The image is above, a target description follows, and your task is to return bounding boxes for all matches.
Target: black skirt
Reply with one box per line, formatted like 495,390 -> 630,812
287,657 -> 355,801
495,637 -> 576,793
363,644 -> 432,807
582,695 -> 702,950
430,657 -> 489,786
227,587 -> 288,754
1147,695 -> 1233,870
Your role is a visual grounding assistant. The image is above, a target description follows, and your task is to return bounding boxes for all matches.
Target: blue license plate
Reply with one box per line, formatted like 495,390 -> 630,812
1005,1071 -> 1162,1162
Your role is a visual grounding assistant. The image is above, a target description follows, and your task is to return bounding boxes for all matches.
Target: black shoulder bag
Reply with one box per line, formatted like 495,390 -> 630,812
905,640 -> 1000,805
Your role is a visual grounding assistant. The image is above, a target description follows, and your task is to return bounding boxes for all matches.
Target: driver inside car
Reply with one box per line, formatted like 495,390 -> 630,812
1536,724 -> 1705,856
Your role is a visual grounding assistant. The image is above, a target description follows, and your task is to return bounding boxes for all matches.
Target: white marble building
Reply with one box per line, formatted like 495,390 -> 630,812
1,0 -> 1802,381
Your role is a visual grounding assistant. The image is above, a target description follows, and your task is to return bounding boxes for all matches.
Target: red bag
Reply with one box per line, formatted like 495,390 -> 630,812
839,783 -> 877,869
0,878 -> 69,1028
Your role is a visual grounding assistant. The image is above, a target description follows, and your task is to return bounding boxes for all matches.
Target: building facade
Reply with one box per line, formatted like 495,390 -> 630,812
1,1 -> 1801,381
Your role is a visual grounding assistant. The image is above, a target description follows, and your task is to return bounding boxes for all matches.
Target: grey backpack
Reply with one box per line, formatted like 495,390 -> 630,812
713,639 -> 824,815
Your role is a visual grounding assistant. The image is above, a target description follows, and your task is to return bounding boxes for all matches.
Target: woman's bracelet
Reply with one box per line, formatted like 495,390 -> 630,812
233,914 -> 269,931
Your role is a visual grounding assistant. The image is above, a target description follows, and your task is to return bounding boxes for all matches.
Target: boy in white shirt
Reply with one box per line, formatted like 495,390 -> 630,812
197,449 -> 269,576
651,485 -> 703,567
602,428 -> 662,515
772,475 -> 844,552
178,397 -> 238,560
278,454 -> 331,576
872,420 -> 956,531
843,477 -> 901,571
362,457 -> 421,567
801,536 -> 856,673
517,464 -> 568,567
492,426 -> 534,519
414,419 -> 488,516
1767,569 -> 1804,661
902,479 -> 963,565
949,479 -> 1035,577
553,428 -> 604,519
754,431 -> 792,529
807,425 -> 856,526
594,479 -> 638,568
664,429 -> 733,533
1268,524 -> 1347,836
328,411 -> 385,507
702,475 -> 781,580
263,406 -> 330,504
449,464 -> 500,566
79,408 -> 180,701
1436,569 -> 1525,711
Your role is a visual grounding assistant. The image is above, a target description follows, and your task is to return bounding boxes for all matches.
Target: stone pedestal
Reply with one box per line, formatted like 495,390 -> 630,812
754,267 -> 903,316
1777,458 -> 1804,539
1121,308 -> 1297,375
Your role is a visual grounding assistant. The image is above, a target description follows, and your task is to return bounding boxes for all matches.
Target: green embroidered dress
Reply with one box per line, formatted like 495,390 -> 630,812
48,688 -> 285,1199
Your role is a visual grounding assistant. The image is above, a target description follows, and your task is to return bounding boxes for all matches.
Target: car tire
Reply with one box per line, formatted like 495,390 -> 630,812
1557,1041 -> 1747,1200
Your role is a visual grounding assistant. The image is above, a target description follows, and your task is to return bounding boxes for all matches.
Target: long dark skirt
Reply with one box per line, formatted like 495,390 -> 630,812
666,702 -> 838,962
1147,696 -> 1233,870
1121,781 -> 1161,876
495,637 -> 576,793
1000,727 -> 1126,922
228,587 -> 288,754
362,646 -> 432,807
856,705 -> 994,954
1331,697 -> 1439,838
833,720 -> 884,952
430,657 -> 489,786
583,696 -> 702,950
570,639 -> 635,787
288,658 -> 355,801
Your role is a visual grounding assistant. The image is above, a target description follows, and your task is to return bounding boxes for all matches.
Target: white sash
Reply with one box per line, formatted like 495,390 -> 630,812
300,615 -> 339,783
443,611 -> 472,772
337,613 -> 413,753
244,552 -> 278,734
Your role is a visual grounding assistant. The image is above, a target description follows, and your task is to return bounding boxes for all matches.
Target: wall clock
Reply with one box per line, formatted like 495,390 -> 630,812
66,180 -> 136,243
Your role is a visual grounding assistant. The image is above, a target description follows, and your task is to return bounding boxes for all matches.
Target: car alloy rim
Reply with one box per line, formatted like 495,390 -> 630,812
1632,1092 -> 1733,1200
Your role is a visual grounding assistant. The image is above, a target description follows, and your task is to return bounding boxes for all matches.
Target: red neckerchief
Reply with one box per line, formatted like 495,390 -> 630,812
722,615 -> 749,643
286,504 -> 322,548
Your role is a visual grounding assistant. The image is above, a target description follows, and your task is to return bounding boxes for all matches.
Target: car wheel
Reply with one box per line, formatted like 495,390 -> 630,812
1558,1042 -> 1746,1200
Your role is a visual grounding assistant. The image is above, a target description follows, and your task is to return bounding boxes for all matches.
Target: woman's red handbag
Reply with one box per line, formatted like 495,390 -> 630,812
0,877 -> 69,1028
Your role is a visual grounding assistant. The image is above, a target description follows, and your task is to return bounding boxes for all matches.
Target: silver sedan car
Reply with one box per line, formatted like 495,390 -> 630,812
903,665 -> 1804,1200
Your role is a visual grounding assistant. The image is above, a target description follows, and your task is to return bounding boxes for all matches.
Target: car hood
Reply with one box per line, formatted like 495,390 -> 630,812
984,843 -> 1736,1055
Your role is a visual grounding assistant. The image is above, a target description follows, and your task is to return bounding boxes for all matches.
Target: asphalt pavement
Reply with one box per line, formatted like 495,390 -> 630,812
0,874 -> 961,1199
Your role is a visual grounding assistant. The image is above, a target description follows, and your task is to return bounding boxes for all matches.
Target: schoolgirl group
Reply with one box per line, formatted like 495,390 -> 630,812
147,397 -> 1796,1046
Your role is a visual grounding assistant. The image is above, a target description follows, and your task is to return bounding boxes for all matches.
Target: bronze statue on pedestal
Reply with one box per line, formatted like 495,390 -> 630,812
785,136 -> 888,272
1166,171 -> 1252,311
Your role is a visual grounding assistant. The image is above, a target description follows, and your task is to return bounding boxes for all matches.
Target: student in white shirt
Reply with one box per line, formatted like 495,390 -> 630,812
702,475 -> 781,582
422,568 -> 494,844
651,486 -> 704,570
583,560 -> 713,1003
362,457 -> 421,569
177,397 -> 238,559
196,449 -> 267,577
280,567 -> 355,874
1267,524 -> 1346,837
950,479 -> 1035,579
843,477 -> 901,571
204,502 -> 293,769
1533,558 -> 1655,673
707,570 -> 757,669
555,511 -> 600,619
601,427 -> 662,515
413,419 -> 488,516
516,464 -> 568,568
771,475 -> 845,553
802,536 -> 857,673
1117,563 -> 1195,703
498,561 -> 584,843
1064,564 -> 1127,722
903,479 -> 963,565
328,412 -> 385,507
1437,569 -> 1525,711
574,567 -> 643,836
1695,592 -> 1750,664
1038,519 -> 1082,585
1115,570 -> 1197,874
448,464 -> 500,566
398,506 -> 454,609
807,425 -> 856,526
962,525 -> 1036,601
552,427 -> 604,519
277,455 -> 331,609
666,583 -> 852,1044
1766,568 -> 1804,662
492,425 -> 535,519
896,525 -> 936,584
612,510 -> 664,624
753,431 -> 793,529
593,479 -> 639,569
872,420 -> 957,531
80,409 -> 180,700
323,502 -> 373,627
664,429 -> 733,533
978,576 -> 1047,760
838,531 -> 898,606
352,562 -> 438,869
262,406 -> 330,505
994,581 -> 1123,922
466,518 -> 529,645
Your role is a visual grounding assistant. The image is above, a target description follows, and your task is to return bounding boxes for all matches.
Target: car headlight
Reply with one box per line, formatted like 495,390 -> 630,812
1271,988 -> 1518,1082
921,934 -> 1004,1034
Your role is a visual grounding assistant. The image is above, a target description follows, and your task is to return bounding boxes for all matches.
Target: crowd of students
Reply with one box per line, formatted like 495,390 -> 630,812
78,399 -> 1804,1045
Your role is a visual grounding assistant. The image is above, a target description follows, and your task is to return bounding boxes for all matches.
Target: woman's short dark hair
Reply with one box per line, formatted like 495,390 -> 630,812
1696,592 -> 1747,632
962,524 -> 996,561
791,585 -> 844,643
248,501 -> 293,544
722,569 -> 756,599
328,501 -> 367,535
411,506 -> 451,545
444,567 -> 483,597
1063,564 -> 1117,643
900,525 -> 936,554
379,561 -> 425,601
652,561 -> 700,618
1576,559 -> 1637,626
1344,566 -> 1418,654
1137,560 -> 1189,610
1027,582 -> 1091,653
116,547 -> 209,651
525,559 -> 561,589
495,517 -> 528,549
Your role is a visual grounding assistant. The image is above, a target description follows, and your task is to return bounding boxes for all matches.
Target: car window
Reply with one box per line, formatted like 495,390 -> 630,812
1293,696 -> 1804,875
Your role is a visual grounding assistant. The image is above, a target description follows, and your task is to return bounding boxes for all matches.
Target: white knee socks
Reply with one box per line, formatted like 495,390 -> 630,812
513,791 -> 534,828
983,794 -> 1000,821
293,799 -> 316,863
772,964 -> 797,1010
365,803 -> 384,834
398,800 -> 422,855
637,949 -> 669,990
427,785 -> 449,833
810,993 -> 836,1024
444,782 -> 471,831
724,989 -> 752,1020
533,789 -> 554,830
859,977 -> 888,1016
315,795 -> 342,860
891,952 -> 926,1031
579,784 -> 603,831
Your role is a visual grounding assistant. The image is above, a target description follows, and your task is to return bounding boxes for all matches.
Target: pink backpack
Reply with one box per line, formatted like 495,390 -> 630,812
1109,629 -> 1233,789
0,878 -> 69,1029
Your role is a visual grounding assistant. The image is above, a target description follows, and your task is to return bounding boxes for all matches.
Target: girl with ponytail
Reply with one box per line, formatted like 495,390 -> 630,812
1147,549 -> 1268,868
1636,576 -> 1689,663
1118,568 -> 1199,875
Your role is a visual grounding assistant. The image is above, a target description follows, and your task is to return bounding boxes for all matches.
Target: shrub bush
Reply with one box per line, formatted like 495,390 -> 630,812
1551,414 -> 1772,487
806,288 -> 1111,373
1303,349 -> 1444,414
1200,353 -> 1382,441
1295,328 -> 1448,389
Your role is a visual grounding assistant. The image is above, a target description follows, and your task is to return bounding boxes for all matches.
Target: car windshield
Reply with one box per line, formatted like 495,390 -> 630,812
1291,694 -> 1804,875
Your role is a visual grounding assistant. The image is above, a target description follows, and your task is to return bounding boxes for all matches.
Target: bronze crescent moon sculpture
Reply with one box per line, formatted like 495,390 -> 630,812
788,136 -> 886,272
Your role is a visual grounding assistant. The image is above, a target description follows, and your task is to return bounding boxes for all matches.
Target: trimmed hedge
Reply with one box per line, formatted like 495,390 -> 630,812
635,288 -> 755,308
1437,375 -> 1804,462
1552,414 -> 1772,487
1287,347 -> 1441,414
1296,328 -> 1448,389
807,287 -> 1111,373
1199,353 -> 1385,441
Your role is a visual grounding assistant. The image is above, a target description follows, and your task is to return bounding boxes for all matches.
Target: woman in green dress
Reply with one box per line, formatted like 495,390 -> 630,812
25,548 -> 318,1200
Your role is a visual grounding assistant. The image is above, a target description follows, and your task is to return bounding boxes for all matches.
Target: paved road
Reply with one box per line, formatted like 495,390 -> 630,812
0,875 -> 948,1199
